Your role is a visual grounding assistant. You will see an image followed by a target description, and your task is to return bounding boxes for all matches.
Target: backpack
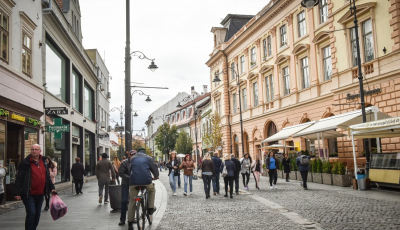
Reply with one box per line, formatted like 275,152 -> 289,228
300,155 -> 310,166
221,162 -> 228,177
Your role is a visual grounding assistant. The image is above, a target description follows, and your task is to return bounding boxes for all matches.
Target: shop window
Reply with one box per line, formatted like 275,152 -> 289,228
72,70 -> 82,113
45,39 -> 68,103
22,33 -> 32,76
0,11 -> 8,62
0,123 -> 5,166
85,132 -> 94,176
84,83 -> 94,121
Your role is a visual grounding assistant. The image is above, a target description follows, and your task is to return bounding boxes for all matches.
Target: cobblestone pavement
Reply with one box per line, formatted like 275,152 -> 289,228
157,170 -> 400,230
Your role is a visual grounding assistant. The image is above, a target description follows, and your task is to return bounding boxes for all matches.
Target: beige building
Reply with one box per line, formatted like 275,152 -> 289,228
206,0 -> 400,167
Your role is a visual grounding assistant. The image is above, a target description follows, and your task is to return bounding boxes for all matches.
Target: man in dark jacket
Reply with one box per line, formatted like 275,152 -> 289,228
95,153 -> 115,204
128,147 -> 159,230
231,154 -> 241,195
296,152 -> 311,190
71,157 -> 86,194
118,150 -> 136,226
211,152 -> 222,195
13,144 -> 56,230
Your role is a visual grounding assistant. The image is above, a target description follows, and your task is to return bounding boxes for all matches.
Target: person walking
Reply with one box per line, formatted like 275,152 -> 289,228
159,161 -> 163,171
44,158 -> 57,211
297,152 -> 311,190
282,153 -> 291,182
200,153 -> 215,199
95,153 -> 116,204
71,157 -> 86,195
112,156 -> 121,185
13,144 -> 56,230
240,153 -> 252,190
118,150 -> 136,226
230,154 -> 241,195
0,161 -> 6,206
221,154 -> 235,199
266,151 -> 279,189
251,155 -> 263,189
166,151 -> 180,196
211,152 -> 222,195
180,154 -> 194,196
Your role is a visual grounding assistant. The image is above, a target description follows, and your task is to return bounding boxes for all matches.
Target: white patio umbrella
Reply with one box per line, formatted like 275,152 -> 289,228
177,154 -> 186,158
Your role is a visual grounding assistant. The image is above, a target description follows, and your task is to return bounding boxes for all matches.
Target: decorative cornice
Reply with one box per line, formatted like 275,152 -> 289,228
247,72 -> 257,81
20,11 -> 37,31
312,31 -> 330,43
275,55 -> 290,65
269,26 -> 277,37
229,85 -> 238,92
292,43 -> 310,56
212,91 -> 221,98
259,65 -> 274,74
0,0 -> 16,14
337,2 -> 376,24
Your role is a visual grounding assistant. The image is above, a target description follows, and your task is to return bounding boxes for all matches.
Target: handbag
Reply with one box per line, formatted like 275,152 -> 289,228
197,168 -> 203,179
221,162 -> 228,177
50,194 -> 68,221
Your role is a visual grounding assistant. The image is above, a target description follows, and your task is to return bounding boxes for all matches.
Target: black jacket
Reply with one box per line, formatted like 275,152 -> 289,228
201,160 -> 215,177
13,155 -> 55,198
220,159 -> 235,177
231,158 -> 241,176
71,162 -> 86,180
282,158 -> 291,173
119,158 -> 131,185
167,159 -> 180,176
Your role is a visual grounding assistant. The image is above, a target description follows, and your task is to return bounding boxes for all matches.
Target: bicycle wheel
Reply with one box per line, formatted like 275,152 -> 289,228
145,193 -> 153,225
136,201 -> 146,230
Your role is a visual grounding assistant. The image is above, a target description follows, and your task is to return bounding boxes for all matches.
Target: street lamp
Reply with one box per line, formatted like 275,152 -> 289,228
302,0 -> 370,175
176,92 -> 201,164
213,64 -> 245,158
110,118 -> 124,159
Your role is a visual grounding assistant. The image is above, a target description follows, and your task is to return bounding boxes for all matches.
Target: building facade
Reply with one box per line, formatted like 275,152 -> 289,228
207,0 -> 400,167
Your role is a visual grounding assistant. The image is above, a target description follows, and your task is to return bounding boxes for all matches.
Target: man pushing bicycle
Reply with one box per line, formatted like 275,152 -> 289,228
128,147 -> 159,230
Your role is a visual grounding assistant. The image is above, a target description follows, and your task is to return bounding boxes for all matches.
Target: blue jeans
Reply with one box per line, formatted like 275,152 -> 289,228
184,175 -> 193,193
120,184 -> 129,222
159,165 -> 162,171
212,172 -> 220,193
169,173 -> 178,193
22,195 -> 44,230
202,175 -> 212,196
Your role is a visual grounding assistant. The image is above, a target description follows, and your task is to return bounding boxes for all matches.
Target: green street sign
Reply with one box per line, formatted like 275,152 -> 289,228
47,118 -> 69,139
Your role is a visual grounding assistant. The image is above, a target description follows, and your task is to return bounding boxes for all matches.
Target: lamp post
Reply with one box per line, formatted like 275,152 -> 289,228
111,106 -> 126,156
177,93 -> 201,164
110,118 -> 124,159
213,64 -> 245,157
301,0 -> 370,176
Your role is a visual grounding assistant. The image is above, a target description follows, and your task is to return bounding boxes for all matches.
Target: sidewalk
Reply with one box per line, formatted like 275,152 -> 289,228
0,178 -> 167,230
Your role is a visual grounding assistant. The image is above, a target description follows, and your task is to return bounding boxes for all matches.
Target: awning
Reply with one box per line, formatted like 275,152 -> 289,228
292,106 -> 390,139
349,116 -> 400,139
261,144 -> 295,149
261,121 -> 316,143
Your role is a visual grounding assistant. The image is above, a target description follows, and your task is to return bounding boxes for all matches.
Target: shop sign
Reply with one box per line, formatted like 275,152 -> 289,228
47,118 -> 69,139
346,88 -> 381,100
45,107 -> 68,115
11,113 -> 26,122
72,136 -> 80,145
0,108 -> 10,117
28,118 -> 41,126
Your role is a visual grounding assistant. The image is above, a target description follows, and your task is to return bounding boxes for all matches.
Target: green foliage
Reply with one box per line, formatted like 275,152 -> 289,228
316,158 -> 323,173
301,150 -> 310,156
175,130 -> 193,155
279,161 -> 283,170
202,112 -> 223,151
322,161 -> 332,174
263,164 -> 266,169
311,159 -> 317,173
332,162 -> 339,174
155,123 -> 178,157
290,157 -> 298,171
337,162 -> 346,175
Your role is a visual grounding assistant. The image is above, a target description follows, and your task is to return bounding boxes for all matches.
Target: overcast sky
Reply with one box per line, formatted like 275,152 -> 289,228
80,0 -> 270,133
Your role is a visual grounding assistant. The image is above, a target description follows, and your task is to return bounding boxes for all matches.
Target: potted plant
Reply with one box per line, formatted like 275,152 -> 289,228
332,162 -> 352,187
312,158 -> 323,183
289,157 -> 297,180
322,160 -> 333,185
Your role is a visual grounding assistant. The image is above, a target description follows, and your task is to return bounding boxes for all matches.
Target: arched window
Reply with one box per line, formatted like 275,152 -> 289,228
266,121 -> 278,145
234,135 -> 239,158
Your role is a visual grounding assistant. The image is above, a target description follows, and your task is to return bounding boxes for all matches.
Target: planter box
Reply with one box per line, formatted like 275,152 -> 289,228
332,174 -> 352,187
312,173 -> 323,184
322,173 -> 333,185
307,172 -> 312,182
296,171 -> 302,181
289,171 -> 297,180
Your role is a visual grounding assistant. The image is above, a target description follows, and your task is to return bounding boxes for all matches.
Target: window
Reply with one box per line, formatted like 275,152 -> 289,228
242,88 -> 247,110
267,36 -> 272,56
280,25 -> 287,47
301,57 -> 310,89
72,70 -> 82,112
84,83 -> 94,121
231,62 -> 235,80
233,93 -> 237,114
351,28 -> 358,67
22,34 -> 32,76
265,76 -> 270,102
46,40 -> 67,102
240,55 -> 245,74
363,19 -> 374,62
283,67 -> 290,95
253,82 -> 259,106
0,11 -> 9,62
323,46 -> 332,80
251,47 -> 256,65
270,75 -> 274,101
263,39 -> 267,58
216,99 -> 221,115
320,0 -> 328,24
298,11 -> 306,37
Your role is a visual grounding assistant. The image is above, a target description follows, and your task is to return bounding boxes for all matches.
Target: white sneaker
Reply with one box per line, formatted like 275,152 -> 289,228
273,185 -> 277,189
270,186 -> 273,189
173,193 -> 177,196
189,192 -> 193,195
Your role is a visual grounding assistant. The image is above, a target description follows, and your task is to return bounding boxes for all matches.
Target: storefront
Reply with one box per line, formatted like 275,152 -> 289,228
0,105 -> 41,202
85,131 -> 95,176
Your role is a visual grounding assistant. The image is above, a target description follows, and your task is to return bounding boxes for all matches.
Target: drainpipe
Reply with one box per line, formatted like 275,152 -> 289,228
222,51 -> 233,154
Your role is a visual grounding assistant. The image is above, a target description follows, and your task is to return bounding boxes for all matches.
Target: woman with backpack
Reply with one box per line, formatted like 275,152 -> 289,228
266,151 -> 279,189
296,152 -> 311,190
200,153 -> 215,199
240,153 -> 252,190
251,155 -> 263,189
220,154 -> 235,198
282,153 -> 291,182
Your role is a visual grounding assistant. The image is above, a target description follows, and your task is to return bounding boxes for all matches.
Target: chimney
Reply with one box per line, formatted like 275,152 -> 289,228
203,85 -> 208,94
191,86 -> 195,96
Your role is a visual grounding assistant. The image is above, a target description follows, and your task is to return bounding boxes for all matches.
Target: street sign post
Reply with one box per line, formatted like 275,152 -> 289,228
47,118 -> 69,139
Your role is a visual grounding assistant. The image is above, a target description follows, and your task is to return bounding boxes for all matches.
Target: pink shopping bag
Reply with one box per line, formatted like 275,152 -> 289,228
50,195 -> 68,221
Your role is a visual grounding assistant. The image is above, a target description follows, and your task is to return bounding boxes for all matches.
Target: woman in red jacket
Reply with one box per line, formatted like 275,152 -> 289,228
180,154 -> 194,196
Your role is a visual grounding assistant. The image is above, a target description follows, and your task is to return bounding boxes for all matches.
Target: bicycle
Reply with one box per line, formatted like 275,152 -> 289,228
134,181 -> 156,230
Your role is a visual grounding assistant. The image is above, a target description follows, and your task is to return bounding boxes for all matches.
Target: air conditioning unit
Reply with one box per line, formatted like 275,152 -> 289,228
100,121 -> 106,128
107,125 -> 112,132
107,92 -> 111,99
100,84 -> 104,91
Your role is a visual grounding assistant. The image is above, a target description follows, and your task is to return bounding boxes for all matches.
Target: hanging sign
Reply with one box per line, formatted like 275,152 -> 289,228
45,107 -> 68,115
47,118 -> 69,139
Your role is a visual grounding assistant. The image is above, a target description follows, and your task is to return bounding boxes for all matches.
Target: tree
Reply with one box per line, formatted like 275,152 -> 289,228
132,139 -> 144,151
202,112 -> 223,151
110,149 -> 118,159
155,122 -> 178,159
175,130 -> 193,155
